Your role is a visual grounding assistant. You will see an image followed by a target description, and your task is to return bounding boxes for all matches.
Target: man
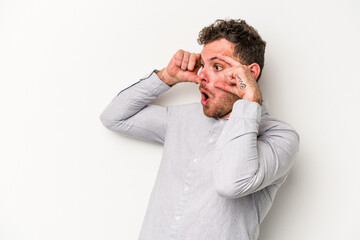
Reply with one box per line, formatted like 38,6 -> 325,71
100,19 -> 299,240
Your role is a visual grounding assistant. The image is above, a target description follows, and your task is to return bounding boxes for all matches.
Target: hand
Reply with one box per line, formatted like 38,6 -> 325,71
157,50 -> 201,86
213,54 -> 262,105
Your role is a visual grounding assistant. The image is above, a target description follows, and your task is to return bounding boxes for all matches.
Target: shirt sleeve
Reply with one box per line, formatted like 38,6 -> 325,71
99,71 -> 171,144
212,100 -> 300,199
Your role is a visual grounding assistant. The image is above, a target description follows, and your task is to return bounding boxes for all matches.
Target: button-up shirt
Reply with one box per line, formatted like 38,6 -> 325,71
100,71 -> 299,240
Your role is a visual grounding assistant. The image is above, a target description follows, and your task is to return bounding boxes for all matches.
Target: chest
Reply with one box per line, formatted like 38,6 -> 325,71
162,115 -> 226,187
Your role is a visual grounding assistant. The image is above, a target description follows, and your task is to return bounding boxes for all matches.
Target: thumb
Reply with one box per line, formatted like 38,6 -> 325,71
214,81 -> 238,96
188,74 -> 201,84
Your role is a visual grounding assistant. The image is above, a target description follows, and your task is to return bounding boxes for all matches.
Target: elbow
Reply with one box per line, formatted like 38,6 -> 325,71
214,175 -> 256,199
99,112 -> 118,130
214,183 -> 239,199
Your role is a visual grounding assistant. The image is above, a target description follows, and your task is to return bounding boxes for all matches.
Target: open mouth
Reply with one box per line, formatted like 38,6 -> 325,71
200,89 -> 210,105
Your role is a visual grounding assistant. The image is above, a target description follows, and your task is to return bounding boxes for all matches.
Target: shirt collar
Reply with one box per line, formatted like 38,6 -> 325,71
216,99 -> 269,121
261,100 -> 269,115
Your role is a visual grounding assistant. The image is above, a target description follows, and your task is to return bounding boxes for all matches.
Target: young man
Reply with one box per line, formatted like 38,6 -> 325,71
100,19 -> 299,240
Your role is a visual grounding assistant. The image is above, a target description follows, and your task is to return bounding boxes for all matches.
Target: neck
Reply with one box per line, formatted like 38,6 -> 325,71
220,110 -> 232,119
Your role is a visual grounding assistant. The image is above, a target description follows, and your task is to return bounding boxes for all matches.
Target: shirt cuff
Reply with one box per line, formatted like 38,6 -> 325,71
140,70 -> 171,96
229,100 -> 262,124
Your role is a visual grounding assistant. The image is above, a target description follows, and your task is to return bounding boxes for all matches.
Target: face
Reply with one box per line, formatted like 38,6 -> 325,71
198,39 -> 240,119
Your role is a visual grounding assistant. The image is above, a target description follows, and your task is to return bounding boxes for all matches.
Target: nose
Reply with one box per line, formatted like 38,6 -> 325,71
198,67 -> 209,84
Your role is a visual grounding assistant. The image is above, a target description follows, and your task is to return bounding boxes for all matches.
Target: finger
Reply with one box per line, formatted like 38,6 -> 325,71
188,74 -> 201,84
175,50 -> 184,67
194,53 -> 202,73
213,81 -> 238,96
216,54 -> 242,67
228,77 -> 237,85
195,53 -> 201,61
188,53 -> 197,71
188,53 -> 201,71
181,51 -> 190,70
233,72 -> 248,90
225,66 -> 253,87
223,68 -> 237,85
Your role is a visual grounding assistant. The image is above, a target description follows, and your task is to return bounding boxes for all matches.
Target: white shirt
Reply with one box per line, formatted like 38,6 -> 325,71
100,71 -> 300,240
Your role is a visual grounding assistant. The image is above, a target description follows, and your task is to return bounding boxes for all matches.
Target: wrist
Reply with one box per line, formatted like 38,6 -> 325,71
242,89 -> 262,105
157,68 -> 176,87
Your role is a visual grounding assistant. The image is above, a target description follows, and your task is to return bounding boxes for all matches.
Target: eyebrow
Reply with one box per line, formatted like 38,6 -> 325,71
210,56 -> 227,63
199,55 -> 226,65
200,55 -> 219,62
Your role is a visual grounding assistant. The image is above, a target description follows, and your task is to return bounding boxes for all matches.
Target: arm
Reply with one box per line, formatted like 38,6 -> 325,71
213,100 -> 299,199
212,54 -> 299,198
99,71 -> 171,144
100,50 -> 201,143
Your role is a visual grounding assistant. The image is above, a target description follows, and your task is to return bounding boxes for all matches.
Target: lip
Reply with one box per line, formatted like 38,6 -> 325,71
200,88 -> 211,106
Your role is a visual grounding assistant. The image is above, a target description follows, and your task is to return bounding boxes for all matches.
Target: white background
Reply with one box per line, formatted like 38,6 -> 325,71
1,0 -> 359,239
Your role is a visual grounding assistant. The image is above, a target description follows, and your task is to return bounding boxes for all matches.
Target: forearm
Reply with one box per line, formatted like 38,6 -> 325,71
99,71 -> 171,143
213,100 -> 261,198
212,100 -> 299,199
100,71 -> 169,126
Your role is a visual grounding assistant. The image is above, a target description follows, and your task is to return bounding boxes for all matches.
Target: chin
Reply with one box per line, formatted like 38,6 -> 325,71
202,107 -> 213,118
202,107 -> 224,119
203,107 -> 232,118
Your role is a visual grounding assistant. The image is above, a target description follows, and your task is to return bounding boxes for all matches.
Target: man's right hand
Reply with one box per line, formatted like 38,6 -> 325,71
157,50 -> 201,86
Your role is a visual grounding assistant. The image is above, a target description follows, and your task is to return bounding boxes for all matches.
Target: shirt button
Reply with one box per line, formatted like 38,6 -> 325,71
209,138 -> 214,143
193,158 -> 197,163
219,120 -> 224,124
184,186 -> 189,191
175,216 -> 181,220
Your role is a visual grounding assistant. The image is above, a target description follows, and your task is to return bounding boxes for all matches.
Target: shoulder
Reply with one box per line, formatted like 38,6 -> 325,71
257,100 -> 299,137
166,103 -> 215,128
167,103 -> 203,117
259,113 -> 300,141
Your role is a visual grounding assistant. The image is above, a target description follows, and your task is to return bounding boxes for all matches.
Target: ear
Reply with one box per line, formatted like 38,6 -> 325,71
248,63 -> 261,81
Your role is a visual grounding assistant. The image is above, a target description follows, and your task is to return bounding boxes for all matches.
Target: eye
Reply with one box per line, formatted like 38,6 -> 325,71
215,65 -> 223,71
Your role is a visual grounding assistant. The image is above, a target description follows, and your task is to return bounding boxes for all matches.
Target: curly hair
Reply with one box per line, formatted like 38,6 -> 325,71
198,19 -> 266,81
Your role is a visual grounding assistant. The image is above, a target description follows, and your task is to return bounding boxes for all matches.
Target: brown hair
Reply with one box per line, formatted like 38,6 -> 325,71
198,19 -> 266,81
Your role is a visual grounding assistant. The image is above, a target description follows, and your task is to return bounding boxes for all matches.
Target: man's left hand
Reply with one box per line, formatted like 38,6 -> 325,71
213,54 -> 262,105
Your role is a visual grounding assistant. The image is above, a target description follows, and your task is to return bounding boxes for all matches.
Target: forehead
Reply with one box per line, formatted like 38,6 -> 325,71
201,38 -> 235,60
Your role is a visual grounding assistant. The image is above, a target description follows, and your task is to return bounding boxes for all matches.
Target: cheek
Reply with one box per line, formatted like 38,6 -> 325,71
213,72 -> 227,84
217,91 -> 239,106
212,90 -> 229,105
208,70 -> 225,82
